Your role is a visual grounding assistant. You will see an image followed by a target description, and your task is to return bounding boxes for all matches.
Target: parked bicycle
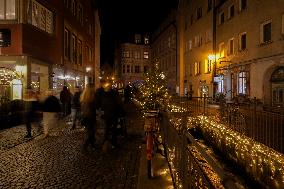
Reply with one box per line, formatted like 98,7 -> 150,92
143,110 -> 160,179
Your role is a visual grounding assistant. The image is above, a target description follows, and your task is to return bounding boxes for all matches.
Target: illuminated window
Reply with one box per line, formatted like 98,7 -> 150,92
0,0 -> 16,20
217,75 -> 224,93
204,59 -> 212,73
194,62 -> 200,75
29,0 -> 54,34
64,28 -> 70,59
219,42 -> 225,58
239,32 -> 247,50
143,51 -> 149,59
122,51 -> 130,58
260,20 -> 272,44
238,72 -> 247,94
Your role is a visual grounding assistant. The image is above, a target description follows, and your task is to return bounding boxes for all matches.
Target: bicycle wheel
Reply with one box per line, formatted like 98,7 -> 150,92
147,159 -> 153,178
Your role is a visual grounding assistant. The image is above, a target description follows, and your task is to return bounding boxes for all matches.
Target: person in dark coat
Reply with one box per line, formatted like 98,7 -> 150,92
60,86 -> 72,117
80,84 -> 97,150
95,79 -> 125,148
42,90 -> 61,137
71,86 -> 82,129
23,89 -> 39,138
124,85 -> 132,103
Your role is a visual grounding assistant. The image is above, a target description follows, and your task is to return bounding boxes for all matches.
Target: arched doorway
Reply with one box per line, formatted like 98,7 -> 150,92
271,66 -> 284,107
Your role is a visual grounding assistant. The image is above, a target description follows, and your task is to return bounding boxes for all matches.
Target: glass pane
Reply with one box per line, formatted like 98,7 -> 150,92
6,0 -> 16,19
0,0 -> 4,19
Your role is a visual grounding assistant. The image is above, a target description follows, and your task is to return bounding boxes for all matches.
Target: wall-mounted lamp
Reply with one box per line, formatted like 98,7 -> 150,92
86,67 -> 91,72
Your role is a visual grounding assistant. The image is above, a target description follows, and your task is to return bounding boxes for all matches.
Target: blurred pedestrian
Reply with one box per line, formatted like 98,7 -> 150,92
80,83 -> 97,150
23,89 -> 39,138
60,86 -> 72,117
95,79 -> 125,149
42,90 -> 61,138
124,84 -> 132,103
71,86 -> 82,130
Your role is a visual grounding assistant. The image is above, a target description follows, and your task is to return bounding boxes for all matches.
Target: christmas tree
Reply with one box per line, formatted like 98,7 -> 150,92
139,60 -> 170,111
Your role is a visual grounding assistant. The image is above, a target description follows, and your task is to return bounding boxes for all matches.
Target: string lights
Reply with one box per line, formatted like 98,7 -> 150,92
188,116 -> 284,188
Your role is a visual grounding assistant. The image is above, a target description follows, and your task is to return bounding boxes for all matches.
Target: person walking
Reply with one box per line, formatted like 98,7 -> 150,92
71,86 -> 82,130
23,89 -> 39,138
42,90 -> 61,138
80,83 -> 97,150
60,86 -> 72,117
95,79 -> 124,149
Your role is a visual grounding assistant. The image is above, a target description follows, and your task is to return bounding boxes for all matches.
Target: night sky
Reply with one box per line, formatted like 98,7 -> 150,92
98,0 -> 178,66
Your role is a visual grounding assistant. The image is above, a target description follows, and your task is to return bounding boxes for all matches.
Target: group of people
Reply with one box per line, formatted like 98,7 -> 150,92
23,79 -> 125,151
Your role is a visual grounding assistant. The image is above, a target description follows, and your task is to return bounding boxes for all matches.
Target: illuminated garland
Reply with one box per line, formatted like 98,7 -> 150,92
189,116 -> 284,188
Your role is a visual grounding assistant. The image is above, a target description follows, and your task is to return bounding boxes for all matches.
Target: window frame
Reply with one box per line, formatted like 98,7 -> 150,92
228,4 -> 235,19
0,0 -> 16,20
228,38 -> 234,55
238,71 -> 247,95
239,32 -> 247,51
260,19 -> 272,44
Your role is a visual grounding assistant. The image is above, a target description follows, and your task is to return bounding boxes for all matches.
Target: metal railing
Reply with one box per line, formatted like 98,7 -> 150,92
160,111 -> 238,189
170,97 -> 284,153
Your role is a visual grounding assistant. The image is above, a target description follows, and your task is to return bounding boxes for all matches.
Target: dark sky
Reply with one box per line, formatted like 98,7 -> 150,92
98,0 -> 178,65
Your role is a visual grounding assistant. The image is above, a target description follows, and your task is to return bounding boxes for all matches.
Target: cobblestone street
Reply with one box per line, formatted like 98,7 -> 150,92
0,102 -> 145,189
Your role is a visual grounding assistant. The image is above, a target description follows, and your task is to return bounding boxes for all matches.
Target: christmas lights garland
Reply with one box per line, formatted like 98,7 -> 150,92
189,116 -> 284,188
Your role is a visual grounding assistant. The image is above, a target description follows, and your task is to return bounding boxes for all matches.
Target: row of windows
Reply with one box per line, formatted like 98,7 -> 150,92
152,34 -> 176,57
219,0 -> 247,25
193,60 -> 212,76
186,0 -> 247,29
122,51 -> 149,59
64,0 -> 84,25
218,15 -> 284,57
122,65 -> 149,74
64,27 -> 93,65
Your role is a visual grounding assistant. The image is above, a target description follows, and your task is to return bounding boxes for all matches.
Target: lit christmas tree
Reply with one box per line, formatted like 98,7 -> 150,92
138,60 -> 170,111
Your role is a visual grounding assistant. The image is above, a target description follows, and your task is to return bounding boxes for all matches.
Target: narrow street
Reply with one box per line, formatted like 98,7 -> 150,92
0,102 -> 145,189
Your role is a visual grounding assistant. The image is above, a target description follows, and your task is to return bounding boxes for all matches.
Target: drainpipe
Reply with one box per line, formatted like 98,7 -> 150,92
212,0 -> 217,99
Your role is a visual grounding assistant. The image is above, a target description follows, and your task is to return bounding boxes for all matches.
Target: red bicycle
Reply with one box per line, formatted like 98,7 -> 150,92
144,110 -> 160,179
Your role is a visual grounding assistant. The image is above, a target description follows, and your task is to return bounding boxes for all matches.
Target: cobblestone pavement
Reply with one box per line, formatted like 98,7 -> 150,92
0,102 -> 145,189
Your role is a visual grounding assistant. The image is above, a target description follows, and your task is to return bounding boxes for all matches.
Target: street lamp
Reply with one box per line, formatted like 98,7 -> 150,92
208,54 -> 220,98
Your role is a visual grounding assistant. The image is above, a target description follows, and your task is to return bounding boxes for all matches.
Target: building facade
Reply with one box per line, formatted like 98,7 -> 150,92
115,34 -> 151,87
0,0 -> 100,101
216,0 -> 284,106
151,10 -> 177,95
178,0 -> 284,107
